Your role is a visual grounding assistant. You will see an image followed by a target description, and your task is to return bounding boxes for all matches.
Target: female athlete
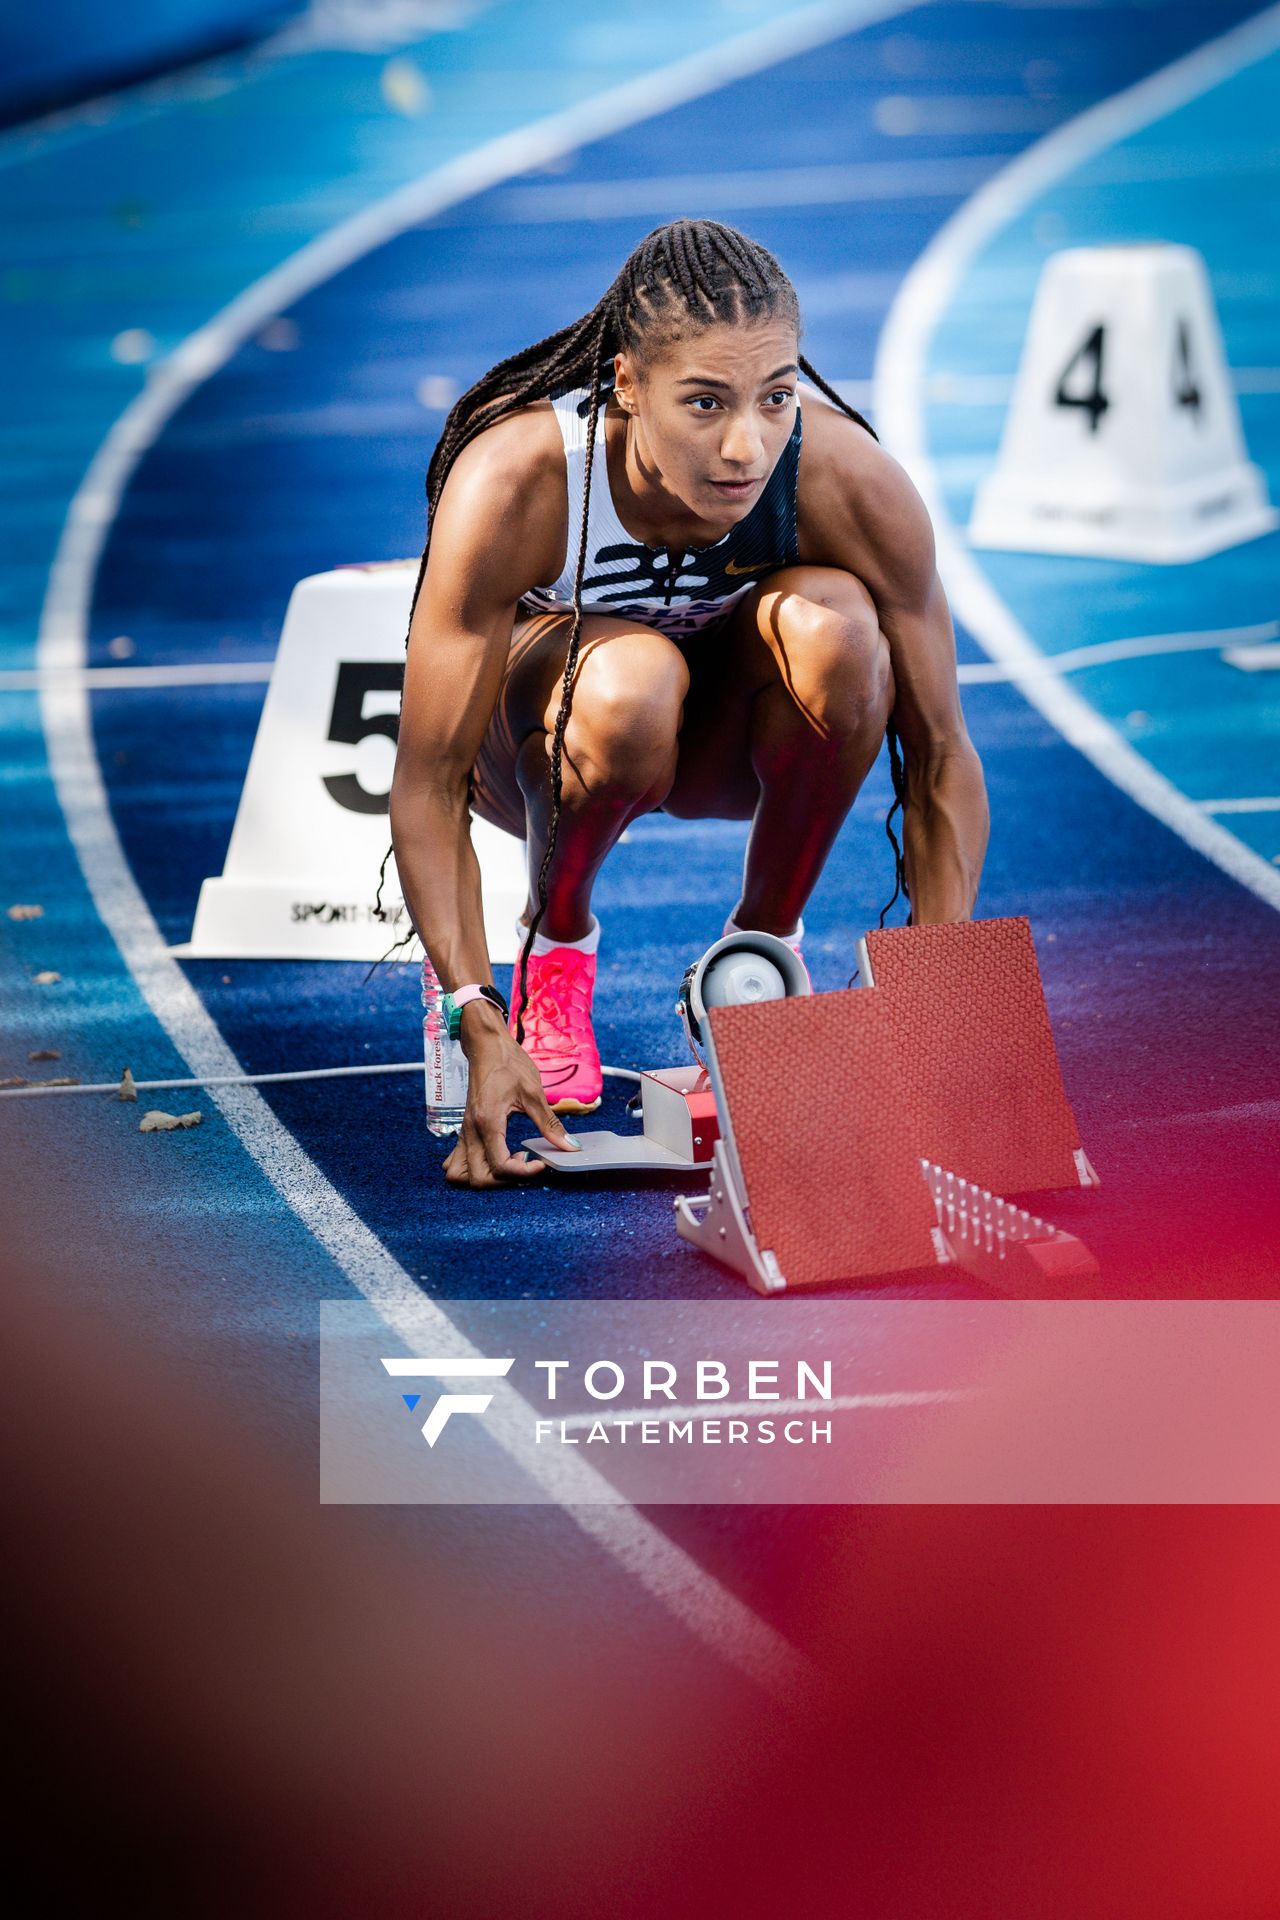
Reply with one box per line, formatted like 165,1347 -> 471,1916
389,219 -> 988,1189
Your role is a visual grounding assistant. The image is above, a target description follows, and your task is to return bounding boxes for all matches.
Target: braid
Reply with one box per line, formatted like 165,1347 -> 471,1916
878,719 -> 911,928
797,353 -> 877,442
374,306 -> 613,931
673,220 -> 710,310
797,351 -> 908,922
513,313 -> 609,1044
711,222 -> 768,301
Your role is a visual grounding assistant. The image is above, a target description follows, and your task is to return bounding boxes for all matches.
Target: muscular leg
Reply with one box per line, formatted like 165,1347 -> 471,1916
665,565 -> 895,934
470,608 -> 689,942
472,570 -> 890,944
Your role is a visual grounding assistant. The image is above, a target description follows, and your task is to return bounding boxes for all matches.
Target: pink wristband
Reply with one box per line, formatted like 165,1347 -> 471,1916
443,982 -> 509,1038
449,983 -> 489,1010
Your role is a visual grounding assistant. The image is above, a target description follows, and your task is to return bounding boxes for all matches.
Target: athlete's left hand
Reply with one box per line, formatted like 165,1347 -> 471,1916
444,1018 -> 578,1188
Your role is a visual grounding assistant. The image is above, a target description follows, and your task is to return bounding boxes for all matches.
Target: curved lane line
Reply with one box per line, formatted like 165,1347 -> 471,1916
34,1 -> 921,1696
874,1 -> 1280,916
955,619 -> 1280,683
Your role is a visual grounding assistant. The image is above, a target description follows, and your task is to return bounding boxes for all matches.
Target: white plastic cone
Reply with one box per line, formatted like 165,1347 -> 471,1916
967,243 -> 1278,564
179,564 -> 526,960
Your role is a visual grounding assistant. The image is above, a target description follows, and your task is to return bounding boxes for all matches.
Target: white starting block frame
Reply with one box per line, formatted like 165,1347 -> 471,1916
176,563 -> 527,963
524,1064 -> 720,1175
673,1148 -> 1098,1296
968,243 -> 1279,564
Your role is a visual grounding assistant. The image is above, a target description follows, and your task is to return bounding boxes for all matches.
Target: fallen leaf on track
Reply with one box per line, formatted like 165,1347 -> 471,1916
139,1109 -> 203,1132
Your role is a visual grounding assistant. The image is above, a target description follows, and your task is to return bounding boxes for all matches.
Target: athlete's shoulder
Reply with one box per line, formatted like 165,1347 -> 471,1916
440,398 -> 565,502
429,400 -> 568,600
797,389 -> 935,603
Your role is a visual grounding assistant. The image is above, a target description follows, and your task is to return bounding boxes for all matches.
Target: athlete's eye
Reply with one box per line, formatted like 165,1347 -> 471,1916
766,389 -> 795,407
688,395 -> 720,413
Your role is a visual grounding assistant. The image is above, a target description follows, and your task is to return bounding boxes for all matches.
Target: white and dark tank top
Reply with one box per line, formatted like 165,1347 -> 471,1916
521,380 -> 803,641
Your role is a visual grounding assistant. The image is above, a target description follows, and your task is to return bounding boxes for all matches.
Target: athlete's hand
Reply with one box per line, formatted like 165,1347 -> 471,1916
444,1014 -> 579,1189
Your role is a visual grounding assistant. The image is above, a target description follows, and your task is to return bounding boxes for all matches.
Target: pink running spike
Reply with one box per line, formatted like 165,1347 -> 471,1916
510,944 -> 603,1114
787,940 -> 812,992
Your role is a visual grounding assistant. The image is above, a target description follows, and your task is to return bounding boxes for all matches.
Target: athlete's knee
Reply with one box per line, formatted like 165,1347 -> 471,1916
759,566 -> 893,737
565,628 -> 688,792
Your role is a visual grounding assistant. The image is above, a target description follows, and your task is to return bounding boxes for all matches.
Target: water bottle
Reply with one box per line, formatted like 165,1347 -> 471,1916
422,958 -> 468,1136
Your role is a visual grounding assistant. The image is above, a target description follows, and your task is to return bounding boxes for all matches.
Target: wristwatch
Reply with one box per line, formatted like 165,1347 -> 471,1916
444,982 -> 510,1039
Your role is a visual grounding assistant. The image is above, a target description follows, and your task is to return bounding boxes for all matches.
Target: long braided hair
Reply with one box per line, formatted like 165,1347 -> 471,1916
381,219 -> 909,1029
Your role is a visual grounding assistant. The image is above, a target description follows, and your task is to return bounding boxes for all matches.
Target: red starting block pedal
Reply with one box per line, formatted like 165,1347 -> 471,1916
688,988 -> 940,1289
858,917 -> 1098,1194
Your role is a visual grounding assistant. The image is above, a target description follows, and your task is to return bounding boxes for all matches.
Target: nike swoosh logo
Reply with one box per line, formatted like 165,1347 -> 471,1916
537,1063 -> 580,1086
724,559 -> 771,577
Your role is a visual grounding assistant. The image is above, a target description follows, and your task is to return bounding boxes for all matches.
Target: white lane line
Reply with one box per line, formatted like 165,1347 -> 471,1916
875,1 -> 1280,919
834,379 -> 876,411
871,91 -> 1062,138
955,620 -> 1280,683
556,1390 -> 978,1430
845,367 -> 1280,411
1223,642 -> 1280,671
906,367 -> 1280,405
1197,797 -> 1280,815
10,620 -> 1280,696
0,662 -> 275,691
35,0 -> 922,1699
1128,1097 -> 1280,1128
484,152 -> 1004,221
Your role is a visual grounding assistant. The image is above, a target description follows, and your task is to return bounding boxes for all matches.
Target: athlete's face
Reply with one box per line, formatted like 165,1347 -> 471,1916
614,318 -> 800,525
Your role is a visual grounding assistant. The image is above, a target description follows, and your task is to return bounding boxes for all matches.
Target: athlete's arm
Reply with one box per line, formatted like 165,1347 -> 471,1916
802,409 -> 989,921
390,416 -> 576,1186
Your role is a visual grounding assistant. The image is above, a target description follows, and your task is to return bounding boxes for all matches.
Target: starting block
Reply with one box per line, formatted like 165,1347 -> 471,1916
526,916 -> 1100,1295
674,962 -> 1097,1296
